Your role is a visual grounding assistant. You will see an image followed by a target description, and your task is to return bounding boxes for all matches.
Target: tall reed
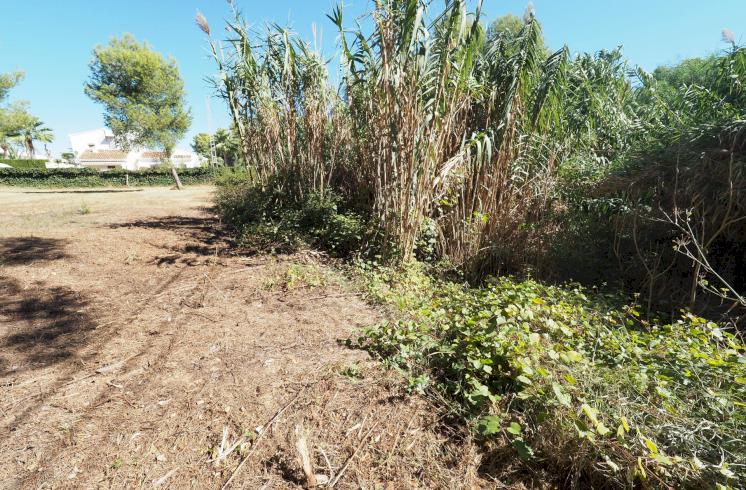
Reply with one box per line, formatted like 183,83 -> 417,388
198,5 -> 346,199
200,1 -> 612,274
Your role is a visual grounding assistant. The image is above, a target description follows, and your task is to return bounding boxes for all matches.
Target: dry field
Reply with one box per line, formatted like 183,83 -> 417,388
0,187 -> 492,489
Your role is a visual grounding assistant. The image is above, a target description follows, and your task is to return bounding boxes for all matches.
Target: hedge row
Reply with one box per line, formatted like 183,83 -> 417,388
0,167 -> 216,188
0,159 -> 48,169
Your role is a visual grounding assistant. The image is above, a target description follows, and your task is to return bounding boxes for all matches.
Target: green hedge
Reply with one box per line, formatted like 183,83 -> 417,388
0,167 -> 216,188
0,159 -> 48,169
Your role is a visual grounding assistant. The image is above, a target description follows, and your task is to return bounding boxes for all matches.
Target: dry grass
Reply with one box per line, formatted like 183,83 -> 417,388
0,186 -> 507,488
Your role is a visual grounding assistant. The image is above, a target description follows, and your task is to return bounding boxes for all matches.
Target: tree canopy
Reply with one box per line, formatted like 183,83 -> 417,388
192,128 -> 241,166
653,55 -> 718,88
487,13 -> 548,58
85,34 -> 192,157
0,72 -> 53,159
191,132 -> 211,158
0,71 -> 23,103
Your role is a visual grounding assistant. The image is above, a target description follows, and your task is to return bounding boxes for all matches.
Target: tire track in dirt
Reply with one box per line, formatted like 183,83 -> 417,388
0,188 -> 492,489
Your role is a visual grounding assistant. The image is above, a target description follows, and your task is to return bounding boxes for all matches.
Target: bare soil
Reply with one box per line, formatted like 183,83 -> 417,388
0,187 -> 492,489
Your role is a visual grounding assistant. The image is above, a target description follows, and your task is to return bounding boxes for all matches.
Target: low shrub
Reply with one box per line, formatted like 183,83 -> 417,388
216,179 -> 368,258
0,158 -> 47,169
213,166 -> 255,187
0,167 -> 215,187
358,265 -> 745,489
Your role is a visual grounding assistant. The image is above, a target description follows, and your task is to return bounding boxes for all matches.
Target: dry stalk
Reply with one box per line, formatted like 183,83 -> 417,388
221,387 -> 306,489
329,420 -> 380,488
294,424 -> 318,488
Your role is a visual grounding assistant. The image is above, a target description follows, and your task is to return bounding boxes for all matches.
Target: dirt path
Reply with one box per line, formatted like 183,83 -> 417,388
0,187 -> 484,489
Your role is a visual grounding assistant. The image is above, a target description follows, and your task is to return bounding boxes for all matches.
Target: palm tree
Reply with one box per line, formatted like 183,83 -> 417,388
9,119 -> 53,159
213,128 -> 236,166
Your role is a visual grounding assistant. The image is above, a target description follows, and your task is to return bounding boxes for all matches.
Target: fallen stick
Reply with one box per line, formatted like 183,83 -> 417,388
1,392 -> 42,414
153,468 -> 178,487
304,292 -> 363,302
63,354 -> 137,387
329,421 -> 379,488
203,272 -> 229,301
295,425 -> 318,488
386,413 -> 416,465
188,310 -> 218,322
221,388 -> 306,490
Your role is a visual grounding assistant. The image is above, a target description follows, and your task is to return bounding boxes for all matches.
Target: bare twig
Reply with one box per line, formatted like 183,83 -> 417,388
153,468 -> 178,487
204,272 -> 229,301
329,421 -> 380,488
304,292 -> 363,301
212,426 -> 245,467
221,388 -> 306,489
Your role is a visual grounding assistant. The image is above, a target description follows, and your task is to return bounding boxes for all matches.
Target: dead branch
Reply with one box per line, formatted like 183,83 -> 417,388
221,387 -> 306,489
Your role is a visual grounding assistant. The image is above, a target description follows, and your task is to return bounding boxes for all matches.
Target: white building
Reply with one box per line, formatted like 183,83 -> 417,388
68,128 -> 201,170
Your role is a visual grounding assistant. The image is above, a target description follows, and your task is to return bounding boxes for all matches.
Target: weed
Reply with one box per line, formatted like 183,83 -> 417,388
262,263 -> 336,292
338,362 -> 364,380
357,264 -> 746,488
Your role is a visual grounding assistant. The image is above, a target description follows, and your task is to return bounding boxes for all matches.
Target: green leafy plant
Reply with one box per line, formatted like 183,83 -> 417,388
358,265 -> 746,488
216,179 -> 369,258
0,167 -> 215,188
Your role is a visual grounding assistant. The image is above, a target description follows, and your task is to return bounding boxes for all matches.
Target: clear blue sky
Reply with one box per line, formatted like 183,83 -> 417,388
1,0 -> 743,157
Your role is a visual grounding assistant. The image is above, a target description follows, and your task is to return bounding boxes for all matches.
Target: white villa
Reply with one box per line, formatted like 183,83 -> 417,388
68,128 -> 201,170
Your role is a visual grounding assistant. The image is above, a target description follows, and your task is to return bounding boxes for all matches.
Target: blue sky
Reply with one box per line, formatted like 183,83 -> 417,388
1,0 -> 743,157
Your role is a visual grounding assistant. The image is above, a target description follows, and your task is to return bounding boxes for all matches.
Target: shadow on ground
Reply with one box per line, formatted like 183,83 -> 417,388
0,277 -> 95,376
22,189 -> 144,194
0,237 -> 70,266
108,213 -> 238,264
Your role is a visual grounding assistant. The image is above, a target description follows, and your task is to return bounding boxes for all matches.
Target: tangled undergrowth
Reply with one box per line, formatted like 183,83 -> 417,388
358,264 -> 746,489
215,179 -> 746,488
216,181 -> 368,258
206,2 -> 746,486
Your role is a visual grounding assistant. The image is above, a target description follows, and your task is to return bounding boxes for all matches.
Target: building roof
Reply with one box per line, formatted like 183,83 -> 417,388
141,151 -> 191,160
79,150 -> 128,162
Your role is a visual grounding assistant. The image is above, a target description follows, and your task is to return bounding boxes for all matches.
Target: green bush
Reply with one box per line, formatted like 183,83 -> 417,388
214,166 -> 255,187
215,179 -> 368,258
0,158 -> 47,169
0,167 -> 215,188
359,265 -> 746,489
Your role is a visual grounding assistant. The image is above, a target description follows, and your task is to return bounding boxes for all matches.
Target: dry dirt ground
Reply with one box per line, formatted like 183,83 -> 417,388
0,187 -> 492,489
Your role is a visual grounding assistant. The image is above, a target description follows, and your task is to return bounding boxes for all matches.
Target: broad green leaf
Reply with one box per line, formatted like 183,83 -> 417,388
643,437 -> 659,456
552,383 -> 571,407
512,439 -> 534,460
565,350 -> 583,362
506,422 -> 522,435
596,423 -> 611,436
476,415 -> 501,436
581,404 -> 599,424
